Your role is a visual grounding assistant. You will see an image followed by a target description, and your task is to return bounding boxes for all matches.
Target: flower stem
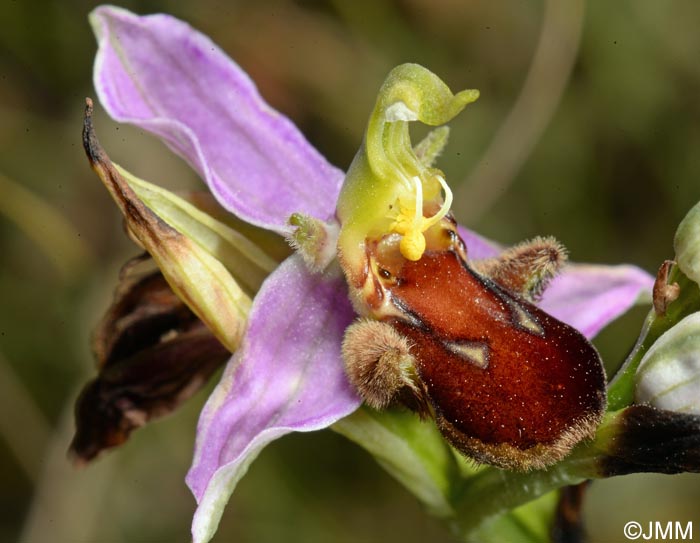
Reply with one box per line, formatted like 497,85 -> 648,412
447,412 -> 619,538
449,459 -> 589,538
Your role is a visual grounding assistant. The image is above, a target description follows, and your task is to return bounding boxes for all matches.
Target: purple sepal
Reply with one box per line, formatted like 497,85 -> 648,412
185,255 -> 360,543
91,6 -> 344,234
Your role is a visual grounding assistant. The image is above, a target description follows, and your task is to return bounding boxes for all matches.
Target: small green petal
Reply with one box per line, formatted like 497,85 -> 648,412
413,126 -> 450,168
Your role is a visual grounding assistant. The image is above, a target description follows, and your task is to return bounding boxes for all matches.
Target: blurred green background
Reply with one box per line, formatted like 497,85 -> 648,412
2,0 -> 700,541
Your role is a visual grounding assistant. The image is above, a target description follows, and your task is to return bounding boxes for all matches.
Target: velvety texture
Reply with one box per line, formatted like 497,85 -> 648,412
390,250 -> 605,466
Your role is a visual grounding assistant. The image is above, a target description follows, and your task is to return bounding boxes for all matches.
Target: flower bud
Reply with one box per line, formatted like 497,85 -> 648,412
635,311 -> 700,413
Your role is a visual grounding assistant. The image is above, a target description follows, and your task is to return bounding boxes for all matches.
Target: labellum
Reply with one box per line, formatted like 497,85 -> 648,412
343,221 -> 606,470
338,64 -> 607,470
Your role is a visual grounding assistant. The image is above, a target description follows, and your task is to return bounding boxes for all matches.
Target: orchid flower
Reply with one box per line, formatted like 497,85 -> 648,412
79,6 -> 657,543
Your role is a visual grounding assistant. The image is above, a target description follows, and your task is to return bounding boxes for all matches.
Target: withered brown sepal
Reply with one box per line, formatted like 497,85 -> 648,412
69,257 -> 229,464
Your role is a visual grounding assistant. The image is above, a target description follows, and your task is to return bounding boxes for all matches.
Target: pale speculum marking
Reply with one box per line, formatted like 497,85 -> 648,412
508,302 -> 545,337
444,340 -> 491,369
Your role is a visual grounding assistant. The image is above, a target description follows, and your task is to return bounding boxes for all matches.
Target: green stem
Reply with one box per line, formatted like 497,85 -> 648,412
449,454 -> 591,538
448,411 -> 622,539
